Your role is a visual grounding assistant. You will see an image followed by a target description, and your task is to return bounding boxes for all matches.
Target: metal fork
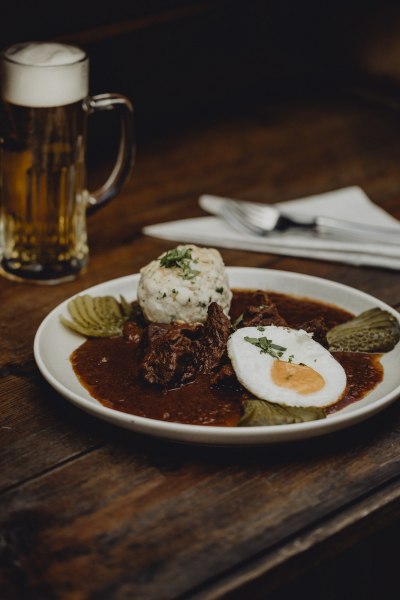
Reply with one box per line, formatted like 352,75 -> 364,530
199,194 -> 400,243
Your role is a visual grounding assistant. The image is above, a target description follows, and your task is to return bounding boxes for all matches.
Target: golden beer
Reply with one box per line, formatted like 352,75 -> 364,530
0,42 -> 134,283
1,100 -> 89,281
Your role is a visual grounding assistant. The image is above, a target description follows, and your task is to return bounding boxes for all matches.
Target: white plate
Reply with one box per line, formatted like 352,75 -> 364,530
34,267 -> 400,445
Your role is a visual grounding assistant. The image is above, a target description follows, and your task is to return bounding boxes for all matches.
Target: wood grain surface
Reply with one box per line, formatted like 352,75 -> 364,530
2,90 -> 400,599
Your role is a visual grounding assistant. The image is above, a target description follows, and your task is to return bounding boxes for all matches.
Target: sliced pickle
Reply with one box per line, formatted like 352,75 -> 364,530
327,308 -> 400,353
238,398 -> 326,426
60,294 -> 135,337
119,294 -> 136,318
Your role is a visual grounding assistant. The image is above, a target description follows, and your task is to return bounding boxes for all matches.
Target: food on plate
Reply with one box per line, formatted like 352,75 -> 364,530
137,245 -> 232,324
62,245 -> 399,427
239,398 -> 326,426
327,307 -> 400,353
60,295 -> 136,337
228,325 -> 347,408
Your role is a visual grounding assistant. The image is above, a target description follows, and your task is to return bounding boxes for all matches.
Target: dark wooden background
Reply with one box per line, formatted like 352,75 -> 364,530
3,0 -> 400,144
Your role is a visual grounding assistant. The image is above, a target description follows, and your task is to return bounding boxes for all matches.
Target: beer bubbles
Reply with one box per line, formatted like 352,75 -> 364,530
1,42 -> 88,108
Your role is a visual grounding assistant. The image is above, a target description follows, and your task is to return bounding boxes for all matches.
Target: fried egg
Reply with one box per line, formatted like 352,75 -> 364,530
227,325 -> 347,408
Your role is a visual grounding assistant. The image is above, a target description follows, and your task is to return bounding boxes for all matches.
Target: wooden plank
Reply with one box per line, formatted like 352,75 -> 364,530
1,402 -> 400,598
0,376 -> 105,493
189,476 -> 400,599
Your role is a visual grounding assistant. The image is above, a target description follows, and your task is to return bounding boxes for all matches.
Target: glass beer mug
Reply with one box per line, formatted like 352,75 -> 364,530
0,42 -> 134,284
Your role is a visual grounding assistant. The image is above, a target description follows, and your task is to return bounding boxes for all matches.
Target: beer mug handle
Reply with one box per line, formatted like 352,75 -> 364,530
86,93 -> 134,213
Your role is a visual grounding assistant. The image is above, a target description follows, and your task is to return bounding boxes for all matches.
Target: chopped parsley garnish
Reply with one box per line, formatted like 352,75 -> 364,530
233,313 -> 244,329
159,248 -> 200,280
244,335 -> 288,359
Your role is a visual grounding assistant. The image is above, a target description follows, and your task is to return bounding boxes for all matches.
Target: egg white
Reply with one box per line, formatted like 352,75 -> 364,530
227,325 -> 347,408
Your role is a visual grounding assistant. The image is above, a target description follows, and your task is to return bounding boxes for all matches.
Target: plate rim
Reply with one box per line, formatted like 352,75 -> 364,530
33,267 -> 400,444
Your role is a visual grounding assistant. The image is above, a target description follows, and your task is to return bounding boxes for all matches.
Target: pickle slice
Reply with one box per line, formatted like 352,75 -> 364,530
60,294 -> 135,337
327,308 -> 400,353
238,397 -> 326,426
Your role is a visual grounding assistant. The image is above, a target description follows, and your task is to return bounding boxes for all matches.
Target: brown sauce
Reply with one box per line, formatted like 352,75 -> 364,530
71,290 -> 384,426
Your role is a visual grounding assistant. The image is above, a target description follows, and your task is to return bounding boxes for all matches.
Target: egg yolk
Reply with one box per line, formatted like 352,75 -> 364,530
271,360 -> 325,394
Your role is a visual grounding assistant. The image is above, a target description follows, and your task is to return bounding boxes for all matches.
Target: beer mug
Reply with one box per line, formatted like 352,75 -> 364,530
0,42 -> 134,284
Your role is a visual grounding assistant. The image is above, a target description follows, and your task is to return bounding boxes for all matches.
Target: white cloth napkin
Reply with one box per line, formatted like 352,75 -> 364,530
143,187 -> 400,269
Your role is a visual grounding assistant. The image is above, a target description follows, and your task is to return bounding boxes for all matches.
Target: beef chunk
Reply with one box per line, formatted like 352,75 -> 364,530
296,316 -> 329,348
141,326 -> 198,387
146,322 -> 202,343
241,291 -> 287,327
146,322 -> 172,342
195,302 -> 231,373
210,361 -> 238,387
140,302 -> 231,388
123,321 -> 144,346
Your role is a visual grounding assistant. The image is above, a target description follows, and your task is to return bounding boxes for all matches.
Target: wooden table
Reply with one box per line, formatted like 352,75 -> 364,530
2,89 -> 400,600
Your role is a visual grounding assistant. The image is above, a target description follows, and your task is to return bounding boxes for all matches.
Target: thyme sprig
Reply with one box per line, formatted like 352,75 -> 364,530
159,248 -> 200,280
244,335 -> 291,360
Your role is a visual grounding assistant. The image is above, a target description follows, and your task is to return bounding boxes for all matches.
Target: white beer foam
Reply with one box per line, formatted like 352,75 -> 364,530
1,42 -> 89,107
